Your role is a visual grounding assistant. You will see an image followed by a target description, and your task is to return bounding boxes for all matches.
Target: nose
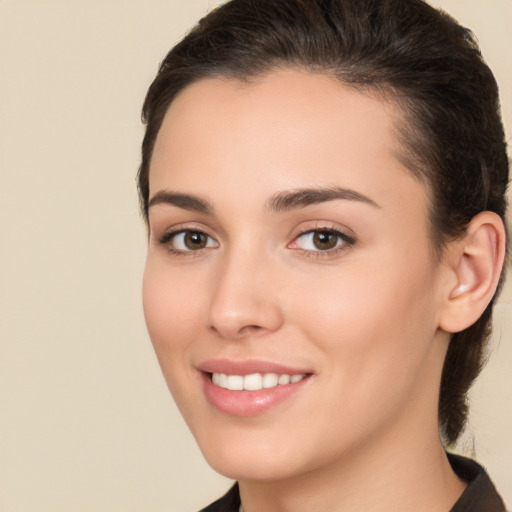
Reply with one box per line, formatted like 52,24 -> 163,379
206,248 -> 284,340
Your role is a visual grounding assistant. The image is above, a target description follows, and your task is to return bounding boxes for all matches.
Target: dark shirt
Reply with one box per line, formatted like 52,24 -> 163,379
200,454 -> 506,512
448,455 -> 506,512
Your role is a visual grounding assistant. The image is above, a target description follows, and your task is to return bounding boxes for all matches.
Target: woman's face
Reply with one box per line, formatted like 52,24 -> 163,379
143,69 -> 451,481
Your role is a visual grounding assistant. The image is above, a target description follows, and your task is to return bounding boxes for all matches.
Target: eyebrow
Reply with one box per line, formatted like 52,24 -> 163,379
147,185 -> 380,216
148,190 -> 213,214
267,186 -> 380,213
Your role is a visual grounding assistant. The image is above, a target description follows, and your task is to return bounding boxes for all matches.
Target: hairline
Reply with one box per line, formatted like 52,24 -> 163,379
142,64 -> 446,255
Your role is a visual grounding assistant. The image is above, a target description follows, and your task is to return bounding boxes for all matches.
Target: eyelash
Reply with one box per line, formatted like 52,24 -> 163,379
156,226 -> 355,258
289,227 -> 355,258
157,228 -> 218,257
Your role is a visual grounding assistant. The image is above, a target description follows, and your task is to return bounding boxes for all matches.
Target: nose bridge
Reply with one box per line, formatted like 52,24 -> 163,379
207,239 -> 283,338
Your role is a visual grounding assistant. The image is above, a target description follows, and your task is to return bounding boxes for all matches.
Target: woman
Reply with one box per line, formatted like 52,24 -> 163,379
138,0 -> 509,510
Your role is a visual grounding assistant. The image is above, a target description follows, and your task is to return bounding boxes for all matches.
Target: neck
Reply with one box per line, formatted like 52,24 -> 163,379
238,331 -> 466,512
239,422 -> 466,512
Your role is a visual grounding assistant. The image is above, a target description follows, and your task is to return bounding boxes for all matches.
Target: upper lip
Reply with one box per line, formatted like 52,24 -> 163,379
197,358 -> 312,376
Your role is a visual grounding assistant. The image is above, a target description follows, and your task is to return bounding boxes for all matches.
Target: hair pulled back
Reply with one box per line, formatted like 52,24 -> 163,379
138,0 -> 509,445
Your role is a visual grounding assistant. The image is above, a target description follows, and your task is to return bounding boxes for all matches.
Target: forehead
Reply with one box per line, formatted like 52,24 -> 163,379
150,68 -> 428,221
154,69 -> 400,160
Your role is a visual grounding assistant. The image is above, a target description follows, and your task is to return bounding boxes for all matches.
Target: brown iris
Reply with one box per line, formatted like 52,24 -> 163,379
313,230 -> 338,250
184,231 -> 209,250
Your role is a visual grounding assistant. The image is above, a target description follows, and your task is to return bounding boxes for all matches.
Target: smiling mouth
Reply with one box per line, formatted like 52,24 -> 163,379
210,372 -> 308,391
202,367 -> 312,416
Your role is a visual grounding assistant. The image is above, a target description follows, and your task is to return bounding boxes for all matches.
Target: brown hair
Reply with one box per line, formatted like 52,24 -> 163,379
138,0 -> 509,445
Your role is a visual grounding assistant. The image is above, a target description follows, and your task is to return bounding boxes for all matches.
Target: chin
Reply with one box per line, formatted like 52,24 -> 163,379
195,429 -> 305,481
207,455 -> 298,482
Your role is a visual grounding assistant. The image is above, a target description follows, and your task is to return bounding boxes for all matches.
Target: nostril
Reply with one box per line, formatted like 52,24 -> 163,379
209,322 -> 264,338
239,324 -> 265,336
207,285 -> 284,338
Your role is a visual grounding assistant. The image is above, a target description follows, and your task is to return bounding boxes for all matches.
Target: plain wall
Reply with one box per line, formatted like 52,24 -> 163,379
0,0 -> 510,510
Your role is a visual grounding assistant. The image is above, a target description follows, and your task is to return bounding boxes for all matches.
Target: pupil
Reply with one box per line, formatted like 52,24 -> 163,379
185,231 -> 206,249
313,231 -> 337,250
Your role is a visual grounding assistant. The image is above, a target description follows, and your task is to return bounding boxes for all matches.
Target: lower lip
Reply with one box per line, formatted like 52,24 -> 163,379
201,373 -> 310,417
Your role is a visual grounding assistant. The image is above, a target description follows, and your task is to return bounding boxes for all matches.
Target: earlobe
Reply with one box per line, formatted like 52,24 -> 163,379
439,211 -> 507,334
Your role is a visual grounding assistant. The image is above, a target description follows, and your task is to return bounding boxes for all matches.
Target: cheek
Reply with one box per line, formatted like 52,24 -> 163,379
288,255 -> 438,387
142,260 -> 203,366
281,266 -> 439,454
142,259 -> 211,424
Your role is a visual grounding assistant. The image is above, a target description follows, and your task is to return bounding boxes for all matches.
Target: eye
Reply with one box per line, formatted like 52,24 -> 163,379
289,228 -> 354,254
160,229 -> 218,252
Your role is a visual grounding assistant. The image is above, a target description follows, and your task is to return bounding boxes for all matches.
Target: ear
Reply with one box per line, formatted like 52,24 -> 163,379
438,211 -> 507,334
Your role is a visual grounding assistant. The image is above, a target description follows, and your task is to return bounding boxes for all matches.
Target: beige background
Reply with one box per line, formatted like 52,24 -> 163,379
0,0 -> 510,510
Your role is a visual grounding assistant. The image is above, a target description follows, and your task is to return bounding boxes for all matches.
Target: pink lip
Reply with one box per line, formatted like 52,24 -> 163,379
197,358 -> 311,376
197,359 -> 313,417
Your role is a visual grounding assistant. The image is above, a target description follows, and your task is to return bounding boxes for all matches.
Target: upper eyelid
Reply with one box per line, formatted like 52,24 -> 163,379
296,226 -> 345,237
289,220 -> 356,240
292,228 -> 354,245
153,221 -> 215,239
149,214 -> 228,239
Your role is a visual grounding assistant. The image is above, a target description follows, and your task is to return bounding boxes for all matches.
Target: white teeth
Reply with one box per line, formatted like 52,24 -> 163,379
218,373 -> 229,388
227,375 -> 244,390
278,374 -> 291,385
262,373 -> 278,388
244,373 -> 263,391
211,372 -> 307,391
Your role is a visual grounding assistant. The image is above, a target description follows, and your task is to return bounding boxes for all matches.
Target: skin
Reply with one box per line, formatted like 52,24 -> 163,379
143,69 -> 470,511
